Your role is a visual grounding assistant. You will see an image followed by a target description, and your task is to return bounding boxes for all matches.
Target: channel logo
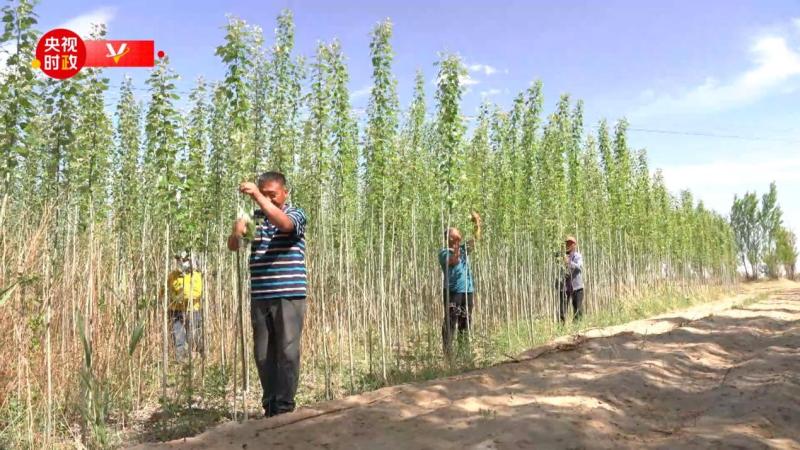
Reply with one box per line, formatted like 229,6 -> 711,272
32,28 -> 165,79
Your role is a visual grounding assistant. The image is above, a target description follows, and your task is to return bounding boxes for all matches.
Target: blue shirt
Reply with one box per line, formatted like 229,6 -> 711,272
439,243 -> 474,293
249,205 -> 307,300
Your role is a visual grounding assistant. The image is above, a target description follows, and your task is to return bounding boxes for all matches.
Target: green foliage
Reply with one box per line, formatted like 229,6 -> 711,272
215,15 -> 261,179
128,321 -> 145,356
144,57 -> 182,219
775,227 -> 797,279
730,182 -> 786,278
72,25 -> 113,225
464,103 -> 490,216
327,40 -> 359,221
266,10 -> 303,173
0,6 -> 745,447
580,135 -> 606,231
0,0 -> 40,193
177,78 -> 211,251
77,315 -> 115,449
365,19 -> 399,218
759,182 -> 782,277
435,53 -> 467,217
611,118 -> 632,227
0,281 -> 18,307
296,42 -> 333,218
206,82 -> 232,224
112,76 -> 143,237
215,16 -> 255,130
565,99 -> 583,226
536,95 -> 570,242
731,191 -> 761,277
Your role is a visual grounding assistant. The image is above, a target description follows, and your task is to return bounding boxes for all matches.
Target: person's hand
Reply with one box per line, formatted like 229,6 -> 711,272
233,218 -> 247,236
450,243 -> 461,255
470,211 -> 482,224
564,255 -> 569,266
239,182 -> 260,199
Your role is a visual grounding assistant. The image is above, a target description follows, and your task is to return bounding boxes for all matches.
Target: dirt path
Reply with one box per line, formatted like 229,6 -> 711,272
132,282 -> 800,449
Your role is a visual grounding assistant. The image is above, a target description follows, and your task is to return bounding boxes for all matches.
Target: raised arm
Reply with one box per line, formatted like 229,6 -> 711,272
466,211 -> 482,252
471,211 -> 482,241
239,182 -> 295,233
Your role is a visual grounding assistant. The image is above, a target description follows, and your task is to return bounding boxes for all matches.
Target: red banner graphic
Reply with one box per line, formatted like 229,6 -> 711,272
34,30 -> 160,78
84,40 -> 155,67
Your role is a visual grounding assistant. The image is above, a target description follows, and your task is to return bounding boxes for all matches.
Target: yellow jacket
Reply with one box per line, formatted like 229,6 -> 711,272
166,270 -> 203,312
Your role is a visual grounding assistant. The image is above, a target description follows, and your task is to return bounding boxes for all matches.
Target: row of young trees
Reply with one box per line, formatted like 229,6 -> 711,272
1,1 -> 740,447
731,182 -> 797,279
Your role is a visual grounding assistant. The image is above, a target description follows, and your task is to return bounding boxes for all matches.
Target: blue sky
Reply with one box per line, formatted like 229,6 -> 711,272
22,0 -> 800,234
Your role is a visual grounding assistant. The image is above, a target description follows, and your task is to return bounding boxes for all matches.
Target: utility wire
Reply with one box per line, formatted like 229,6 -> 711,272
622,126 -> 800,144
96,83 -> 800,144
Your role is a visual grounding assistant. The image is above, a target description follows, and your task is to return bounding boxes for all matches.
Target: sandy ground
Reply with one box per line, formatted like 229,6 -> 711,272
131,281 -> 800,450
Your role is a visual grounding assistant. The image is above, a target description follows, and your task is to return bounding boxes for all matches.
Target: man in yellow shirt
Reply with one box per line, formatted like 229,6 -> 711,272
166,251 -> 204,361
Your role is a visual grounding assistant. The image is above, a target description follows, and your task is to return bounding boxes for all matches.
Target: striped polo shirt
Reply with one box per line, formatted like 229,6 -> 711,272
249,205 -> 307,300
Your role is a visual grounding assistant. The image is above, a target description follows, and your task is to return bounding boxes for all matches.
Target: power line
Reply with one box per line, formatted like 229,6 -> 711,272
622,126 -> 800,145
96,84 -> 800,144
105,82 -> 195,97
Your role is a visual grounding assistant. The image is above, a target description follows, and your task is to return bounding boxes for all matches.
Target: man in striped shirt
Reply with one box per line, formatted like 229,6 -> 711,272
228,171 -> 307,418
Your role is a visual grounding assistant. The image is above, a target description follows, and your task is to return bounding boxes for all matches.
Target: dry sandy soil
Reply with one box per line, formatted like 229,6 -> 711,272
131,281 -> 800,449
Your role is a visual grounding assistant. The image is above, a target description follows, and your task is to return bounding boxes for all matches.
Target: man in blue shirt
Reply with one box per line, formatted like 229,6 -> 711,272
439,211 -> 481,358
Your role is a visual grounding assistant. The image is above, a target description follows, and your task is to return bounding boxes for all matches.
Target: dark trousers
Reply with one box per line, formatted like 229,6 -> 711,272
169,310 -> 203,360
442,291 -> 474,356
559,288 -> 584,323
251,298 -> 307,417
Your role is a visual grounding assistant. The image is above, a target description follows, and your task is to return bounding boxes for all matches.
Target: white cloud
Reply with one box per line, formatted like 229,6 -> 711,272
351,84 -> 371,100
480,88 -> 501,98
430,72 -> 480,91
632,25 -> 800,118
0,44 -> 12,70
460,73 -> 479,95
430,59 -> 497,87
468,63 -> 497,76
661,154 -> 800,189
61,7 -> 117,38
460,73 -> 479,86
660,151 -> 800,236
0,7 -> 116,71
